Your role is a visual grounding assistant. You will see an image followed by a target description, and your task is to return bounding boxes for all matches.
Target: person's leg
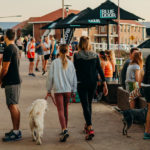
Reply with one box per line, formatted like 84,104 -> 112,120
54,93 -> 66,130
36,55 -> 40,70
42,55 -> 44,70
31,62 -> 34,74
63,93 -> 71,128
8,104 -> 20,130
3,85 -> 22,142
29,61 -> 31,74
145,103 -> 150,134
87,84 -> 97,130
5,85 -> 21,130
78,84 -> 91,126
129,88 -> 142,109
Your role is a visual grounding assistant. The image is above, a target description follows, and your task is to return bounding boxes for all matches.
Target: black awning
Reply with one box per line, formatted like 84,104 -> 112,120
74,0 -> 143,25
41,17 -> 62,30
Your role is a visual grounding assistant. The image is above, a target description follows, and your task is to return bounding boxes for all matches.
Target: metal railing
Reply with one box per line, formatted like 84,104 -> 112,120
91,43 -> 136,52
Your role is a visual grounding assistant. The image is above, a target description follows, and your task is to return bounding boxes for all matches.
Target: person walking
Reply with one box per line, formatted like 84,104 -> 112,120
27,37 -> 36,77
43,36 -> 50,75
35,37 -> 44,72
46,44 -> 77,142
49,35 -> 57,61
16,36 -> 23,58
23,36 -> 28,57
73,36 -> 108,140
0,29 -> 22,142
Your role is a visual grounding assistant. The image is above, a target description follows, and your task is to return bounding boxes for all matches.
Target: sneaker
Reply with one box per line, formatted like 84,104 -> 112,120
5,130 -> 13,136
2,130 -> 22,142
35,68 -> 40,72
143,133 -> 150,140
59,130 -> 69,142
31,73 -> 36,77
84,125 -> 88,134
28,73 -> 32,76
85,129 -> 95,140
42,71 -> 46,76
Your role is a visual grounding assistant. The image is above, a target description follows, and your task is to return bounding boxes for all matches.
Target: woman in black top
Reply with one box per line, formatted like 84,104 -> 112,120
74,36 -> 108,140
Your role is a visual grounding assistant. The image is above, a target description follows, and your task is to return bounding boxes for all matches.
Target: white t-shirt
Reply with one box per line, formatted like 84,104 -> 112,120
43,42 -> 50,55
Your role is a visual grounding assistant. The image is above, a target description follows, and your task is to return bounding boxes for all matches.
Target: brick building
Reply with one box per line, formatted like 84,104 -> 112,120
29,8 -> 81,41
93,20 -> 146,46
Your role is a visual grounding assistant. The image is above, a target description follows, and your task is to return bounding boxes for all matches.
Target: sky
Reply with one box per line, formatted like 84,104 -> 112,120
0,0 -> 150,22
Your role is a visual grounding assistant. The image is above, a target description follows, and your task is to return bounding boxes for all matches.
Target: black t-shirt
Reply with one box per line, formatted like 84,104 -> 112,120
0,42 -> 6,54
2,44 -> 21,87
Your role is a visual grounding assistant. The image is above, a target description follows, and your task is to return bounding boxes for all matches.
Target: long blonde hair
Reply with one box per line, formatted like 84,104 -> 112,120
59,44 -> 68,70
131,51 -> 143,69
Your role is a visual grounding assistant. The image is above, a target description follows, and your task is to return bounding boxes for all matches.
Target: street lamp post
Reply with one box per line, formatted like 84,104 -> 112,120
62,0 -> 65,42
118,0 -> 120,57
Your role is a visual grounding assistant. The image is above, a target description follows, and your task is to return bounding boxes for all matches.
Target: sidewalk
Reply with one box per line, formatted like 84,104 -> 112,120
0,55 -> 150,150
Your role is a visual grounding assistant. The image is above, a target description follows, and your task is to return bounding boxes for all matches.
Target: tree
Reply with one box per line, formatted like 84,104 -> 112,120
22,24 -> 33,36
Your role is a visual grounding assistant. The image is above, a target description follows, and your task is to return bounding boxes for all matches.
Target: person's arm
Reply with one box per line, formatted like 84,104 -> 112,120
36,43 -> 40,49
0,47 -> 12,86
0,62 -> 10,85
42,43 -> 48,51
100,61 -> 106,73
135,69 -> 141,86
50,40 -> 54,56
71,63 -> 77,93
96,56 -> 108,96
111,60 -> 116,73
46,62 -> 54,94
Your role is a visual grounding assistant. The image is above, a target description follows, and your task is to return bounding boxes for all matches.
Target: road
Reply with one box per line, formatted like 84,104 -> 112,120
0,55 -> 150,150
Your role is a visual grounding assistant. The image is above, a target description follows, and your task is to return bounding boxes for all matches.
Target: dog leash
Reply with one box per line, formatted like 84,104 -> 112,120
45,94 -> 56,106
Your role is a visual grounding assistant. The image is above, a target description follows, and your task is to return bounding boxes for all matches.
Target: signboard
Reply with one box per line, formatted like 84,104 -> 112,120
100,9 -> 117,19
130,35 -> 135,41
88,19 -> 101,24
64,28 -> 75,44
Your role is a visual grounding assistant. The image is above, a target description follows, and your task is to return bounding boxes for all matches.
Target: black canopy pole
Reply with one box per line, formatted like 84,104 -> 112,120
107,20 -> 110,50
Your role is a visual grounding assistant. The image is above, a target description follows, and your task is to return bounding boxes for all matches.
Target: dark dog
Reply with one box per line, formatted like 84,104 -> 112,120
115,107 -> 147,137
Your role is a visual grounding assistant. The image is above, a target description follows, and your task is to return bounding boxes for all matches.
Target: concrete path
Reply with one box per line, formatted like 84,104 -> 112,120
0,55 -> 150,150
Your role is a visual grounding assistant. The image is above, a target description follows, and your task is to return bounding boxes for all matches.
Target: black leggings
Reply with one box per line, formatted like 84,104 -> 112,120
78,83 -> 97,126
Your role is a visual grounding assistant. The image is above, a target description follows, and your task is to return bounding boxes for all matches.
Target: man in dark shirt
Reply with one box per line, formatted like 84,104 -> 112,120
120,48 -> 139,89
0,29 -> 22,142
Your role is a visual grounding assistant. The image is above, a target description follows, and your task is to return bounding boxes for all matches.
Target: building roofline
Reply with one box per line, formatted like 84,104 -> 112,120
29,21 -> 52,24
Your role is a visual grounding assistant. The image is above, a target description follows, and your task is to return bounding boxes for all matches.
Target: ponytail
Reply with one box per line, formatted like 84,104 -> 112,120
59,44 -> 68,70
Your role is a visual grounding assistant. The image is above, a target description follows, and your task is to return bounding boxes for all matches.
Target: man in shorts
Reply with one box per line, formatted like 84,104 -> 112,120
0,29 -> 22,142
35,37 -> 44,72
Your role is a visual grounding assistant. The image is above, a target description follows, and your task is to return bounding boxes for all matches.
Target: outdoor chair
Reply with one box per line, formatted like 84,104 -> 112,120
117,87 -> 147,110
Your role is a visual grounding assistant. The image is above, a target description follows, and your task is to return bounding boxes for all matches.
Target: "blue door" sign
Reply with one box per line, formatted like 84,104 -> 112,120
100,9 -> 117,19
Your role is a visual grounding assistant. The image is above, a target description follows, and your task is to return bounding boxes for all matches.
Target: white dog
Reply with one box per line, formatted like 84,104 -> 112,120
29,99 -> 48,145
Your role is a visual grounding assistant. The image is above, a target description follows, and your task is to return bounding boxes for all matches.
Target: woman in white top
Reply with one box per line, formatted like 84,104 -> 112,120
42,36 -> 50,75
46,44 -> 77,142
125,51 -> 143,92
